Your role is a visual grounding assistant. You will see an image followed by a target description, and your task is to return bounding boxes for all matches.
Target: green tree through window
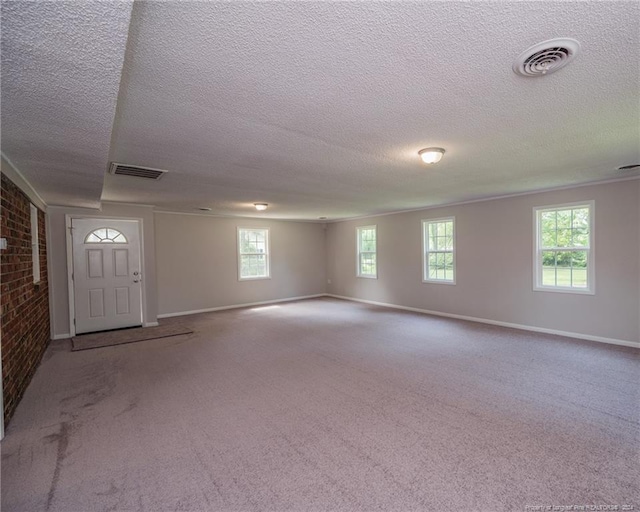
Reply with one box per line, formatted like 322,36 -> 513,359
238,228 -> 270,279
357,226 -> 377,278
423,218 -> 455,283
536,204 -> 592,291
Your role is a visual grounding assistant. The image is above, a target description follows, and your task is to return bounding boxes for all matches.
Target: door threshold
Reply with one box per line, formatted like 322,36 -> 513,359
75,324 -> 144,337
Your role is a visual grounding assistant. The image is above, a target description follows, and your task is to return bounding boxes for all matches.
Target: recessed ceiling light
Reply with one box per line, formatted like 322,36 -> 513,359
254,203 -> 268,211
617,164 -> 640,171
418,148 -> 445,164
197,207 -> 212,211
319,217 -> 327,220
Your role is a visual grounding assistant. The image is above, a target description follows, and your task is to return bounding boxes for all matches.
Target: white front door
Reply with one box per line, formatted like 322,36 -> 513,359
71,218 -> 143,334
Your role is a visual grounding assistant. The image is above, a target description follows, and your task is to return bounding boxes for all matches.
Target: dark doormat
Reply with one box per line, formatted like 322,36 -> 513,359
71,324 -> 193,351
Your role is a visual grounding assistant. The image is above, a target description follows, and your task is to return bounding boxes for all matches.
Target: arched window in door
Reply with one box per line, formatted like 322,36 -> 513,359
84,228 -> 128,244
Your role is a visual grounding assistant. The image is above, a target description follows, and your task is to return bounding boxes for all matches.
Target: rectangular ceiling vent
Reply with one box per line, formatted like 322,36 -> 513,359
109,162 -> 168,180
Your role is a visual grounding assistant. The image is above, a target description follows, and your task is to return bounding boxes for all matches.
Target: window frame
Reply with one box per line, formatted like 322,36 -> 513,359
533,200 -> 595,295
84,227 -> 128,244
237,227 -> 271,281
30,204 -> 41,284
422,216 -> 456,285
356,225 -> 377,279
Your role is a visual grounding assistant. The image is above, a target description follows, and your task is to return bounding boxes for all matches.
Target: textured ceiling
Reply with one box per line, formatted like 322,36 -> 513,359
1,1 -> 133,208
3,1 -> 639,219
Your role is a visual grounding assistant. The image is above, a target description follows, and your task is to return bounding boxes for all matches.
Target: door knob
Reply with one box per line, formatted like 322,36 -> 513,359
133,271 -> 140,276
133,279 -> 140,283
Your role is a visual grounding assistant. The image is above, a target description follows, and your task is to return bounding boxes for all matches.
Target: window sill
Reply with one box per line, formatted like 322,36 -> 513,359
357,275 -> 378,279
422,279 -> 456,285
533,285 -> 594,295
239,276 -> 272,282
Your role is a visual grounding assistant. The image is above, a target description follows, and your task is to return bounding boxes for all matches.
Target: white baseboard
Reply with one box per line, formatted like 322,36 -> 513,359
157,294 -> 326,319
326,294 -> 640,349
143,321 -> 159,327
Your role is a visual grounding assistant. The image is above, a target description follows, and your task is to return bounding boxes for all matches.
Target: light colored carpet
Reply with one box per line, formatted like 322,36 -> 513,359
71,324 -> 193,351
1,298 -> 638,512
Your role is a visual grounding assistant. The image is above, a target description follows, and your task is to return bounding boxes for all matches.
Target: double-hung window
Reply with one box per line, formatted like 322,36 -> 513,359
423,217 -> 455,283
238,227 -> 270,280
356,225 -> 377,278
534,202 -> 593,293
534,201 -> 594,293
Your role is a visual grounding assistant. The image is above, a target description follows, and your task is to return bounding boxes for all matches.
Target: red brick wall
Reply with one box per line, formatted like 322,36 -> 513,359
1,173 -> 50,427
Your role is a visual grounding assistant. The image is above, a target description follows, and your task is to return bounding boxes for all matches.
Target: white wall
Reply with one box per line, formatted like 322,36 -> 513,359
45,178 -> 638,344
326,179 -> 640,344
155,213 -> 327,316
48,203 -> 158,338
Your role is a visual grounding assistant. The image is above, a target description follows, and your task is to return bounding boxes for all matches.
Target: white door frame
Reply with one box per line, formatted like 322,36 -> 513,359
65,215 -> 148,337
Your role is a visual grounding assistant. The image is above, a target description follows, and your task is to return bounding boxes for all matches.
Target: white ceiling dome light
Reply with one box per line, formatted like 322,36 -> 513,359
419,148 -> 445,165
254,203 -> 268,211
513,38 -> 581,77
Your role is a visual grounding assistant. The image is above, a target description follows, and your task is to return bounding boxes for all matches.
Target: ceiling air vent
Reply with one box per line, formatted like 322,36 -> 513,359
513,38 -> 580,77
109,162 -> 168,180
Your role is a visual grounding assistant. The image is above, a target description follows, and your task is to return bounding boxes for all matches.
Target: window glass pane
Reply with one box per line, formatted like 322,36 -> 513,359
571,267 -> 587,288
360,253 -> 376,275
572,229 -> 588,247
540,213 -> 556,247
570,250 -> 587,268
541,211 -> 556,232
429,223 -> 438,249
557,209 -> 571,228
241,254 -> 267,277
85,228 -> 127,244
444,223 -> 453,249
241,255 -> 250,276
541,250 -> 588,288
254,255 -> 266,276
428,232 -> 437,251
428,252 -> 437,270
541,251 -> 557,286
572,208 -> 589,230
555,250 -> 571,268
438,253 -> 446,280
542,268 -> 556,286
556,228 -> 572,248
444,252 -> 454,267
